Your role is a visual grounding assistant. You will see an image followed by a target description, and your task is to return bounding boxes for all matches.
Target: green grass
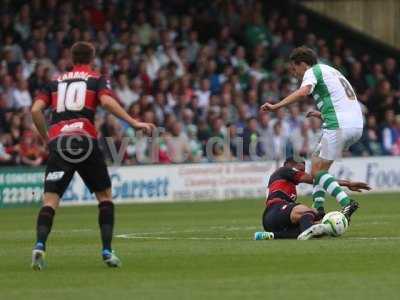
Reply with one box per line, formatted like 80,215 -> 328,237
1,193 -> 400,300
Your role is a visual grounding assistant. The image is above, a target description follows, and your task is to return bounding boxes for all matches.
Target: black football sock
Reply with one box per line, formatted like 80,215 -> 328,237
299,212 -> 316,232
273,227 -> 301,239
98,201 -> 114,252
36,206 -> 56,249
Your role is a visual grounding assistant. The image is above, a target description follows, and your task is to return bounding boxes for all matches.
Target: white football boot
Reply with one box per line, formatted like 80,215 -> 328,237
297,224 -> 330,240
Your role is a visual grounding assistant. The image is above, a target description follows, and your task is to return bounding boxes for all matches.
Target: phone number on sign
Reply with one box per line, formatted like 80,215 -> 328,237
1,187 -> 43,204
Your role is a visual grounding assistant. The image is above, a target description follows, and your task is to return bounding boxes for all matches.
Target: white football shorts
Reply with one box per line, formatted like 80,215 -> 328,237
313,128 -> 363,161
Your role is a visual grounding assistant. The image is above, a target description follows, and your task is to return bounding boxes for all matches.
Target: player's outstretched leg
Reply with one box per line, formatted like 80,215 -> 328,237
314,171 -> 359,220
98,200 -> 121,267
32,206 -> 55,270
256,204 -> 314,240
254,227 -> 301,240
290,205 -> 330,240
296,210 -> 330,240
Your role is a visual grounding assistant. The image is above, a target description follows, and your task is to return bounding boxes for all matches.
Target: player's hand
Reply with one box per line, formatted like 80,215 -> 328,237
306,110 -> 322,119
133,122 -> 156,135
260,102 -> 278,112
347,181 -> 371,192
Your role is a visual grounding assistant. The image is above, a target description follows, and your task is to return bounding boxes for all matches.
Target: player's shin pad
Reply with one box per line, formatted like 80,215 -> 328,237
312,184 -> 326,209
315,171 -> 350,207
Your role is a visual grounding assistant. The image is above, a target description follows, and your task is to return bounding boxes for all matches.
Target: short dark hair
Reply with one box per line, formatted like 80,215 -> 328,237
71,42 -> 95,65
289,46 -> 318,66
284,156 -> 305,166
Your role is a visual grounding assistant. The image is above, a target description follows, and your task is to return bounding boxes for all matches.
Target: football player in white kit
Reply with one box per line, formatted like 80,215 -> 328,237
261,46 -> 363,222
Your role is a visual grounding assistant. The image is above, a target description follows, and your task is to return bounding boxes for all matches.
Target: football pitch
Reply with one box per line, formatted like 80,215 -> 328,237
1,193 -> 399,300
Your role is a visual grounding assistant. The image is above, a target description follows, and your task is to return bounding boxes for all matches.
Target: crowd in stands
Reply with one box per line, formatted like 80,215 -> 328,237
1,0 -> 400,166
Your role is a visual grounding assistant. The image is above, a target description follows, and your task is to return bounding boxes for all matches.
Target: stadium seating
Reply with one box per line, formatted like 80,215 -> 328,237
0,0 -> 399,166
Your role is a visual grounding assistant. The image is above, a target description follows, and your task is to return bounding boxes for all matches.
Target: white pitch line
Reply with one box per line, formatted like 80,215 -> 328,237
116,234 -> 400,241
209,225 -> 258,230
115,226 -> 258,237
344,237 -> 400,241
53,229 -> 95,233
116,234 -> 241,240
352,221 -> 389,225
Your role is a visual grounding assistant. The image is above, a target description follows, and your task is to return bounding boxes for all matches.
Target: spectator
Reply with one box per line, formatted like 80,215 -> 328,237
268,121 -> 289,161
308,117 -> 322,147
211,141 -> 233,162
294,14 -> 309,45
115,73 -> 137,108
290,120 -> 318,158
166,121 -> 190,163
8,113 -> 22,145
369,80 -> 393,123
187,125 -> 203,163
185,30 -> 200,64
2,34 -> 24,63
12,79 -> 32,110
249,61 -> 268,83
384,58 -> 399,90
210,117 -> 226,140
366,63 -> 385,89
242,117 -> 264,160
287,105 -> 304,131
246,89 -> 259,118
0,135 -> 12,165
144,46 -> 161,80
14,4 -> 31,41
245,13 -> 271,48
135,12 -> 154,46
381,110 -> 397,155
277,29 -> 295,58
17,131 -> 44,166
231,46 -> 250,75
195,78 -> 211,109
391,116 -> 400,155
362,115 -> 383,156
236,103 -> 250,131
258,112 -> 272,150
21,50 -> 37,79
348,61 -> 367,95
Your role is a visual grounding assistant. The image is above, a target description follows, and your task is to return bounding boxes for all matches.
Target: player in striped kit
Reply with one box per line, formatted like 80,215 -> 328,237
261,46 -> 364,220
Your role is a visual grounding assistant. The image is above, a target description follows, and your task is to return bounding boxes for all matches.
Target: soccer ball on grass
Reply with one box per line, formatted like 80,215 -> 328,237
322,211 -> 349,237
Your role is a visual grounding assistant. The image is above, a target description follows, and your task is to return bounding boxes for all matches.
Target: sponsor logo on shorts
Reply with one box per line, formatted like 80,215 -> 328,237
46,171 -> 65,181
281,205 -> 288,210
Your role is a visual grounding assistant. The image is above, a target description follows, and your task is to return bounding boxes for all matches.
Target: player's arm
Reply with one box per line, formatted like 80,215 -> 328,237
260,85 -> 312,112
100,94 -> 156,134
337,180 -> 371,192
31,99 -> 49,141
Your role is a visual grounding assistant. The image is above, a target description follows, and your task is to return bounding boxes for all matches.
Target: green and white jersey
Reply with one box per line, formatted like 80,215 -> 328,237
300,63 -> 363,129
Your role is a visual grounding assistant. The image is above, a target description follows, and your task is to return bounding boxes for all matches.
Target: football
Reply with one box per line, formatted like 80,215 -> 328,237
322,211 -> 349,237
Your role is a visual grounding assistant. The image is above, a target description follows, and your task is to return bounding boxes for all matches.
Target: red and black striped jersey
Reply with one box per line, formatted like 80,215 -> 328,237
35,65 -> 115,141
266,166 -> 305,206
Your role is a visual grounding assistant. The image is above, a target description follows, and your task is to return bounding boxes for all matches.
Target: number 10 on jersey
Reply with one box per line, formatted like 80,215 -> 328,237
56,81 -> 87,112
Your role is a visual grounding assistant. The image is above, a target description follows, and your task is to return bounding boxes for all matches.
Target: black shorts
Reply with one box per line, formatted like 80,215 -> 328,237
262,201 -> 299,232
44,137 -> 111,197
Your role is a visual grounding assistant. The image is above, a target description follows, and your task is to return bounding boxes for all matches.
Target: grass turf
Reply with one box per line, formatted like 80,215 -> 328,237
0,193 -> 399,300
